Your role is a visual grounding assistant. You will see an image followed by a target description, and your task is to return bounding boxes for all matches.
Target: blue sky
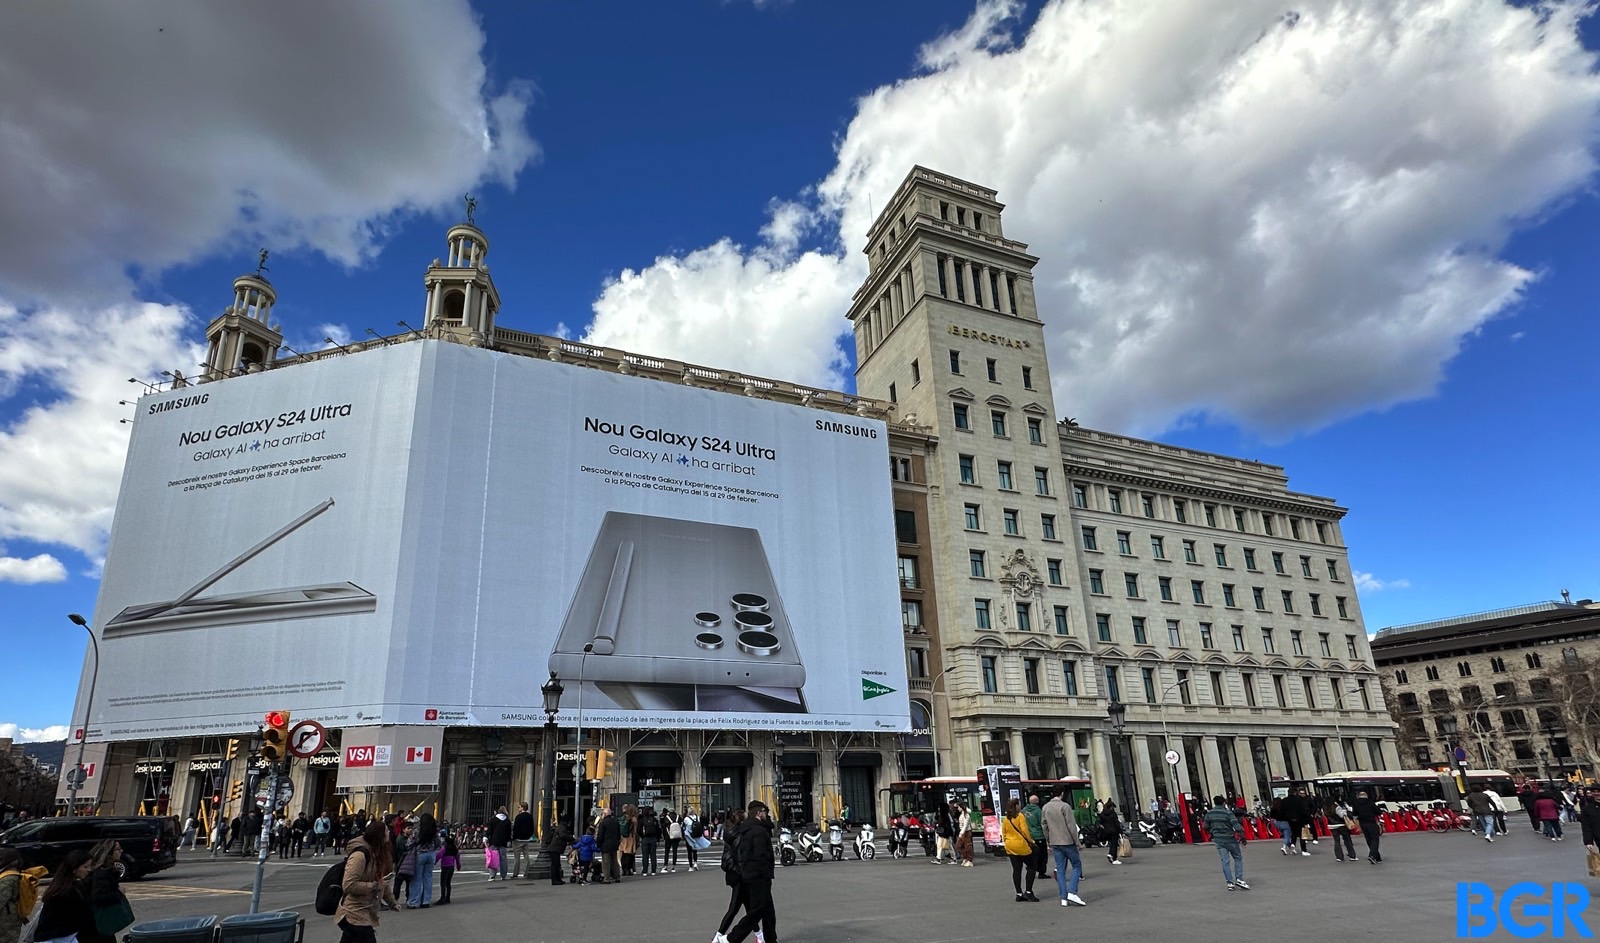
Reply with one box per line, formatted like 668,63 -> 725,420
1,0 -> 1597,738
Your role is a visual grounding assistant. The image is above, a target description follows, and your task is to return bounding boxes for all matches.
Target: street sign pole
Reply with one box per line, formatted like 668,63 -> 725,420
249,758 -> 285,914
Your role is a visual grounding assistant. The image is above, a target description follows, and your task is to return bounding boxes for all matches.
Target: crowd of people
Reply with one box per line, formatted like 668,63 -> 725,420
0,839 -> 135,943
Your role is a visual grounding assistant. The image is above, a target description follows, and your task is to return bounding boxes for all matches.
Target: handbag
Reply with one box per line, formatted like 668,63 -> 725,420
485,846 -> 500,870
93,891 -> 136,937
1118,836 -> 1132,858
1299,825 -> 1312,841
1587,851 -> 1600,879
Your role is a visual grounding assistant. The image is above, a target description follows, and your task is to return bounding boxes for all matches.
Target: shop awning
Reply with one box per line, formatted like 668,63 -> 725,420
839,751 -> 883,768
629,749 -> 683,768
777,751 -> 818,768
702,751 -> 754,768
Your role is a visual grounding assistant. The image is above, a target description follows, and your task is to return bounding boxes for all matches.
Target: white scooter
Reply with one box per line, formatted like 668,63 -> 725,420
778,825 -> 796,867
797,824 -> 826,863
853,822 -> 877,860
827,819 -> 846,861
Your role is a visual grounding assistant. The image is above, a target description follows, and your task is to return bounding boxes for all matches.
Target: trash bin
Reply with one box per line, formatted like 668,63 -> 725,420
217,912 -> 302,943
125,915 -> 218,943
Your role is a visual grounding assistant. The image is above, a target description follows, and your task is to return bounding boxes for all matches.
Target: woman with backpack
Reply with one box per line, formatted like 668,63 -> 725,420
664,810 -> 684,872
333,821 -> 397,943
638,808 -> 661,876
711,809 -> 748,943
619,804 -> 638,876
683,810 -> 702,872
0,847 -> 49,943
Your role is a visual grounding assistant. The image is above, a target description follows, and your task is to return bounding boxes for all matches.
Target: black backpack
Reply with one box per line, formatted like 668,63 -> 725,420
720,833 -> 740,873
314,848 -> 366,916
690,818 -> 705,839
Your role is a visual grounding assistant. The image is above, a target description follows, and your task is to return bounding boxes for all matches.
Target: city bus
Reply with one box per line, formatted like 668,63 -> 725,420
1287,769 -> 1522,811
887,774 -> 1098,830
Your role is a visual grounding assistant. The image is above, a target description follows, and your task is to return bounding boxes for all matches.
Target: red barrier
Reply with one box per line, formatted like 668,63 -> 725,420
1315,818 -> 1330,838
1243,817 -> 1257,840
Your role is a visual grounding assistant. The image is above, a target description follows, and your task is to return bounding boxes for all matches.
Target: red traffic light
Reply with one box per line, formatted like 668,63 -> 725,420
265,711 -> 288,728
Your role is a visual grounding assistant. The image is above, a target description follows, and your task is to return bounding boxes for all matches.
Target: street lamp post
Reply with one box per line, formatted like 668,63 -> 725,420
524,672 -> 563,882
65,613 -> 99,817
573,643 -> 593,835
1538,749 -> 1551,786
1106,701 -> 1135,820
1157,678 -> 1191,800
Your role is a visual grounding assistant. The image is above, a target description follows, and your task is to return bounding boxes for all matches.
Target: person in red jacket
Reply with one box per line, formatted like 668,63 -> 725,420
1534,792 -> 1564,841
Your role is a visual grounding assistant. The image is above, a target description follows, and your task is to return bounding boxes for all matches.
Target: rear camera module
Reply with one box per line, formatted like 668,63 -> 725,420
731,593 -> 769,612
737,630 -> 780,656
734,610 -> 773,630
695,632 -> 725,651
694,611 -> 721,627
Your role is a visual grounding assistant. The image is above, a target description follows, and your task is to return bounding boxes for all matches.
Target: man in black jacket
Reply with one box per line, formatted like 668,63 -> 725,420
728,801 -> 777,943
542,820 -> 571,886
596,807 -> 623,884
511,802 -> 537,878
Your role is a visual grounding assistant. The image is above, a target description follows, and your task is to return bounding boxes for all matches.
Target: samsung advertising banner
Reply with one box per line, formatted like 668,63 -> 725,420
76,342 -> 909,739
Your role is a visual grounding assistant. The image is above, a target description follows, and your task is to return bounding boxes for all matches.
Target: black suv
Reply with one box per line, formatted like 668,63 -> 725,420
0,816 -> 179,879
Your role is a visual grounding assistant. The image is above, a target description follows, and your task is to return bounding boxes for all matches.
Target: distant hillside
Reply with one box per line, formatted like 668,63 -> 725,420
21,740 -> 66,771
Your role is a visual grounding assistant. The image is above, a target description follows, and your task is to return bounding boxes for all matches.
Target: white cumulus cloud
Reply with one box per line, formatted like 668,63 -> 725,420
1354,571 -> 1411,593
0,723 -> 69,743
0,552 -> 67,584
0,0 -> 538,560
584,0 -> 1600,437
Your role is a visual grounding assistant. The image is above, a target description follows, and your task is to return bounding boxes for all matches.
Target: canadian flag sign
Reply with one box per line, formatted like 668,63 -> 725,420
406,746 -> 433,764
81,763 -> 97,778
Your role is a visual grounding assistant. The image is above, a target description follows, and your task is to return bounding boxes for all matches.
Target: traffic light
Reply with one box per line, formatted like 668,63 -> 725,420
260,711 -> 291,763
225,738 -> 241,761
228,780 -> 243,801
596,749 -> 613,780
584,749 -> 599,781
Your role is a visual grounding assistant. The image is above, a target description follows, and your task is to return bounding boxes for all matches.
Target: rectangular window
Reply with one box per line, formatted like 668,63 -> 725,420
1191,580 -> 1206,604
1167,620 -> 1182,647
1016,603 -> 1033,633
1492,658 -> 1507,673
888,382 -> 896,403
1006,274 -> 1018,312
1425,665 -> 1440,682
1233,508 -> 1246,531
1358,680 -> 1371,711
1281,590 -> 1295,613
1124,573 -> 1141,598
1081,526 -> 1098,551
1003,508 -> 1020,536
1142,667 -> 1158,703
1177,668 -> 1193,704
1395,669 -> 1409,684
1326,559 -> 1339,580
1089,570 -> 1105,594
1262,629 -> 1276,654
1204,504 -> 1217,527
1141,495 -> 1156,518
1151,536 -> 1166,559
1253,587 -> 1267,610
1222,584 -> 1237,607
975,599 -> 991,629
959,454 -> 976,484
1346,635 -> 1358,659
953,403 -> 970,430
1117,531 -> 1133,554
1132,616 -> 1148,645
986,358 -> 998,382
1290,630 -> 1304,656
1034,467 -> 1050,495
1183,540 -> 1198,563
1309,594 -> 1322,616
1302,676 -> 1316,708
1096,613 -> 1112,642
1232,625 -> 1246,651
1199,622 -> 1215,649
1243,672 -> 1258,707
1262,515 -> 1274,537
1273,675 -> 1288,708
1300,556 -> 1313,577
911,359 -> 921,384
1053,605 -> 1070,635
1243,548 -> 1257,571
1336,596 -> 1349,619
902,599 -> 922,631
1209,670 -> 1226,706
969,550 -> 986,578
1214,544 -> 1229,567
895,509 -> 917,542
1317,521 -> 1328,543
1272,552 -> 1285,574
1022,366 -> 1033,389
1290,518 -> 1302,540
1104,666 -> 1121,702
964,504 -> 981,530
949,350 -> 962,373
971,266 -> 982,306
1458,661 -> 1472,678
954,262 -> 966,301
1047,559 -> 1063,585
1072,484 -> 1087,508
907,647 -> 927,677
1062,660 -> 1079,695
991,411 -> 1007,437
1332,680 -> 1345,710
981,655 -> 997,693
1318,632 -> 1331,657
897,556 -> 918,588
1158,576 -> 1173,601
1027,417 -> 1043,444
1041,514 -> 1057,540
997,462 -> 1014,490
1024,658 -> 1040,694
1173,501 -> 1187,524
1108,489 -> 1123,513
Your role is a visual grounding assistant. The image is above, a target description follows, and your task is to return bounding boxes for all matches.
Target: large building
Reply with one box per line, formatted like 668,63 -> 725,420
1370,596 -> 1600,782
68,167 -> 1396,827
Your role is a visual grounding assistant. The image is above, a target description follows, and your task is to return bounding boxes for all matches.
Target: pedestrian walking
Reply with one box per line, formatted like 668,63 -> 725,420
931,801 -> 958,864
332,821 -> 397,943
34,850 -> 114,943
1203,796 -> 1250,890
1352,790 -> 1383,864
406,814 -> 440,909
180,814 -> 198,850
712,809 -> 748,943
1021,795 -> 1047,888
1098,799 -> 1124,865
1535,792 -> 1565,841
393,822 -> 415,904
1578,787 -> 1600,865
664,809 -> 684,872
1465,788 -> 1496,842
1322,797 -> 1357,861
485,806 -> 512,881
575,828 -> 599,884
725,801 -> 777,943
1483,787 -> 1507,836
1042,790 -> 1086,907
597,807 -> 623,883
1002,799 -> 1039,903
510,802 -> 536,878
684,809 -> 704,871
314,811 -> 332,856
437,832 -> 459,903
0,847 -> 49,943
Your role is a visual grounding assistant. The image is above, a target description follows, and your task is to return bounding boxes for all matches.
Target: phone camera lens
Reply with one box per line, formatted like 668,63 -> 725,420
734,610 -> 773,630
695,632 -> 725,651
694,611 -> 721,627
737,630 -> 780,656
731,593 -> 769,612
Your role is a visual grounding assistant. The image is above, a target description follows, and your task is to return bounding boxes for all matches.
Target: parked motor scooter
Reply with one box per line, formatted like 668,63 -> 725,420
1135,815 -> 1162,845
853,822 -> 877,860
778,824 -> 796,867
827,819 -> 846,861
797,823 -> 825,863
889,819 -> 910,858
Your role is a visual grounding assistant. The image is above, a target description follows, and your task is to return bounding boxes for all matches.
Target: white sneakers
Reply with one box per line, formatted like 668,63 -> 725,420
712,935 -> 729,943
1065,893 -> 1087,906
961,860 -> 973,867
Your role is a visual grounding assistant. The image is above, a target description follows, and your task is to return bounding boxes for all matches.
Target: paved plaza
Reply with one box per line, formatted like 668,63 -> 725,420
125,826 -> 1589,942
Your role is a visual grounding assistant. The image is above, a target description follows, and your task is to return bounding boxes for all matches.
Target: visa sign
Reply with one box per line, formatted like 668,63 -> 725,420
1457,882 -> 1593,938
